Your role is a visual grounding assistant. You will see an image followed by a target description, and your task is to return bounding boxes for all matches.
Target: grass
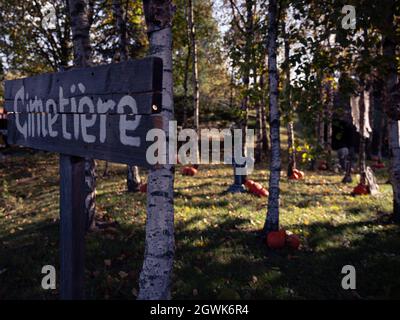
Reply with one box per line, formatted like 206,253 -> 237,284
0,147 -> 399,300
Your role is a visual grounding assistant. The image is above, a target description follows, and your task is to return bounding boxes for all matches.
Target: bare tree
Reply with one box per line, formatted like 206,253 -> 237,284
138,0 -> 175,300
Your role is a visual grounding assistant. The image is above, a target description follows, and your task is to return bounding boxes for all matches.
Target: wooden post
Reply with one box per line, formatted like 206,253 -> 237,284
59,154 -> 86,300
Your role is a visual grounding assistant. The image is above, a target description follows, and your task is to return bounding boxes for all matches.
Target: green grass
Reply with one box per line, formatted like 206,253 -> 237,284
0,148 -> 399,300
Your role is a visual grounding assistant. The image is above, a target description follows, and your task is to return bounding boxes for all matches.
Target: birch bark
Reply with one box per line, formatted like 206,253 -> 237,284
138,0 -> 175,299
263,0 -> 280,234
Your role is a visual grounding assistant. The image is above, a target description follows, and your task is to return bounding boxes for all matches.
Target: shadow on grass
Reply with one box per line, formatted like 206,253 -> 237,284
1,210 -> 399,300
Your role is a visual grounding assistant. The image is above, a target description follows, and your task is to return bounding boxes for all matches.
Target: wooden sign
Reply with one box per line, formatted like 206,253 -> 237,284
4,57 -> 163,300
5,57 -> 163,168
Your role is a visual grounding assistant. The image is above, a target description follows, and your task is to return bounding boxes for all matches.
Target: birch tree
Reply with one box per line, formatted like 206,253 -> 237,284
138,0 -> 175,299
263,0 -> 280,234
382,0 -> 400,222
68,0 -> 96,231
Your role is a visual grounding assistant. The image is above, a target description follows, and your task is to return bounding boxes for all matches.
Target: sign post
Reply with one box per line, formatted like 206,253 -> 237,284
60,155 -> 86,299
5,57 -> 163,299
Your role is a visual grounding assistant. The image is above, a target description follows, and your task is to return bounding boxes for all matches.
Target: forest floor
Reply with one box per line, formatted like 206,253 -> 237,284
0,147 -> 399,299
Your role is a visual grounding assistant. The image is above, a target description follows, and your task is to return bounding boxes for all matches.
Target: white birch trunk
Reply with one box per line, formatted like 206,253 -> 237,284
263,0 -> 280,234
138,0 -> 175,299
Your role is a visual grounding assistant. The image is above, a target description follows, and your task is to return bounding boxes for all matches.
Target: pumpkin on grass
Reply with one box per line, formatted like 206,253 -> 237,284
351,183 -> 369,196
245,179 -> 269,197
266,230 -> 286,249
295,169 -> 305,179
286,234 -> 300,250
245,179 -> 255,189
289,169 -> 305,180
181,166 -> 198,176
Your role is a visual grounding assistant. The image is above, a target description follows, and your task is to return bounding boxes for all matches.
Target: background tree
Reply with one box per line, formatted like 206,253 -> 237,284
188,0 -> 200,136
0,0 -> 72,73
68,0 -> 97,231
111,0 -> 142,192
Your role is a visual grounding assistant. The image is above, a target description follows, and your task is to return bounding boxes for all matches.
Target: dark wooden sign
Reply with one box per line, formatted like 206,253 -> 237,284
5,57 -> 163,168
4,57 -> 163,300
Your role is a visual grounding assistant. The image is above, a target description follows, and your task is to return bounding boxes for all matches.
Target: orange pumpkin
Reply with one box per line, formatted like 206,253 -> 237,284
245,180 -> 268,197
245,179 -> 256,189
182,166 -> 197,176
252,182 -> 263,191
352,183 -> 369,196
295,169 -> 305,179
257,188 -> 269,197
267,230 -> 286,249
290,169 -> 305,180
139,183 -> 147,193
289,171 -> 300,180
286,234 -> 300,250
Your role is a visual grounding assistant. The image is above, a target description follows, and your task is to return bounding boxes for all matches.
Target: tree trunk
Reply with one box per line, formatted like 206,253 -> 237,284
317,111 -> 324,151
127,165 -> 141,192
378,116 -> 386,160
326,82 -> 333,170
283,22 -> 295,177
382,1 -> 400,222
112,0 -> 127,61
255,102 -> 263,163
183,2 -> 191,127
69,0 -> 92,68
359,86 -> 367,184
260,73 -> 269,156
68,0 -> 96,231
112,0 -> 142,192
188,0 -> 199,134
183,45 -> 190,127
139,0 -> 175,300
254,65 -> 262,163
287,121 -> 295,177
263,0 -> 280,235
